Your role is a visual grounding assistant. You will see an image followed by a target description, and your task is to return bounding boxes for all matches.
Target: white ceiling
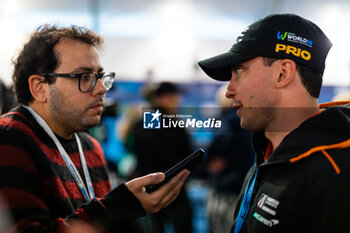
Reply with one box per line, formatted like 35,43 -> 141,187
0,0 -> 350,86
2,0 -> 350,33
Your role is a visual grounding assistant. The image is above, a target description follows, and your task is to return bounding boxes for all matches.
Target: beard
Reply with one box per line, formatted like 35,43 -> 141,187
239,107 -> 275,132
48,85 -> 102,134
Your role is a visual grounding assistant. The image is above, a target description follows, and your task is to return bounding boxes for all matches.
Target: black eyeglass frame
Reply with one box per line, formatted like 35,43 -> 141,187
40,72 -> 115,93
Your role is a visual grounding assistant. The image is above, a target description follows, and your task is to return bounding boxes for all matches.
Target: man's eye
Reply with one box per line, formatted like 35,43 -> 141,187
81,73 -> 91,81
234,68 -> 243,80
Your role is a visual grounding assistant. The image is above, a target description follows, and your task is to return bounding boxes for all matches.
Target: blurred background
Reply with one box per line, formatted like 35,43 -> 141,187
1,0 -> 350,87
1,0 -> 350,233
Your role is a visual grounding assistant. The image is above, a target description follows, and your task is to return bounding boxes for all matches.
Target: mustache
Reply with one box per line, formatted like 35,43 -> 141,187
233,100 -> 242,105
87,96 -> 104,109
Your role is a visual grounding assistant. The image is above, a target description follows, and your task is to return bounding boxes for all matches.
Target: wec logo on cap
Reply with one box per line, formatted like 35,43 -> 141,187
277,31 -> 313,47
275,43 -> 311,61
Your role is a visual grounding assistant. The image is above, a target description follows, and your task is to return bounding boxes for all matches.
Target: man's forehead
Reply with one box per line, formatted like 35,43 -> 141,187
53,38 -> 102,72
54,37 -> 95,51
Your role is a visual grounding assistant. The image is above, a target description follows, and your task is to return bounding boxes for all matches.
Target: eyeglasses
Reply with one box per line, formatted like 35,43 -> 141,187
40,72 -> 115,93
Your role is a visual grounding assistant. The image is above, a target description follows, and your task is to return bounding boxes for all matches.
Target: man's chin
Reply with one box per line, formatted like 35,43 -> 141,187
81,116 -> 102,130
240,119 -> 262,132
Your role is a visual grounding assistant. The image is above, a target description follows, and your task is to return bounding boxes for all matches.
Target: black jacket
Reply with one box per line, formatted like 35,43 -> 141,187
231,102 -> 350,233
128,110 -> 193,209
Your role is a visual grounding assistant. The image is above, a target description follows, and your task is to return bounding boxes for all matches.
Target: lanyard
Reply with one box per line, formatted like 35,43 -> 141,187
23,106 -> 95,202
234,157 -> 260,233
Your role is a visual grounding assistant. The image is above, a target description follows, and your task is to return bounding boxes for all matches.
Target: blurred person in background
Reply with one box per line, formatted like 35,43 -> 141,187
0,25 -> 190,233
89,98 -> 125,188
199,13 -> 349,232
126,81 -> 194,233
0,78 -> 17,114
205,85 -> 254,233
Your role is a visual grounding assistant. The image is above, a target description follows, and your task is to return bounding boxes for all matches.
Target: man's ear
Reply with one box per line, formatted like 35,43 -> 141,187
275,59 -> 296,88
28,75 -> 49,103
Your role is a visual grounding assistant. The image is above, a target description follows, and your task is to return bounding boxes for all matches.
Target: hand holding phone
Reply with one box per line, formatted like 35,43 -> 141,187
146,148 -> 205,193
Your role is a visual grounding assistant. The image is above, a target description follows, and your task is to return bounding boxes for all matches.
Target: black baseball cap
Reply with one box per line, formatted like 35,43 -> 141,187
198,14 -> 332,81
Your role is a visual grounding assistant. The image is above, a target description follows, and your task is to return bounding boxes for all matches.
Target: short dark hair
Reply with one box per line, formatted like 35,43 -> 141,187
12,24 -> 103,105
262,57 -> 323,98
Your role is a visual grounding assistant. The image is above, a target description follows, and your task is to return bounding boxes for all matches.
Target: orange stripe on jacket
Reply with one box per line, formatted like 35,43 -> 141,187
319,101 -> 350,108
290,139 -> 350,174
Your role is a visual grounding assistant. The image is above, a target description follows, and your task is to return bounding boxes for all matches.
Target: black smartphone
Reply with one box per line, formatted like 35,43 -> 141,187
146,148 -> 205,193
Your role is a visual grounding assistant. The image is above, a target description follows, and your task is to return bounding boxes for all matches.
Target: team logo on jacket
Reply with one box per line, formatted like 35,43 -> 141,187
253,212 -> 279,227
254,193 -> 280,227
257,193 -> 279,216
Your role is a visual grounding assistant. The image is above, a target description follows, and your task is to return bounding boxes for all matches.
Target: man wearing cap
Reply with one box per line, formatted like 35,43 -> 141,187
198,14 -> 350,233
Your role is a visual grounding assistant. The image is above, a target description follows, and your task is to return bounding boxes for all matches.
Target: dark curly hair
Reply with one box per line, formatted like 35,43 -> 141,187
12,24 -> 103,105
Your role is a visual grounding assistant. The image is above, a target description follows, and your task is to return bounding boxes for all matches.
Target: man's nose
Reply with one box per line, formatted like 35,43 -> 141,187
91,78 -> 107,96
225,76 -> 237,99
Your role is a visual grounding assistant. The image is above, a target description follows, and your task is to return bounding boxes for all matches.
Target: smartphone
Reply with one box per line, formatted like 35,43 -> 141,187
146,148 -> 205,193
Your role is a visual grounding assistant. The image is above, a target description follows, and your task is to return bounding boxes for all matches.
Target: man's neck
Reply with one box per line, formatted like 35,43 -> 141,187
28,103 -> 74,139
265,105 -> 319,150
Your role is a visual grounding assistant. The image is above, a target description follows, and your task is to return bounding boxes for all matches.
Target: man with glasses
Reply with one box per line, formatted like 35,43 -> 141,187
0,25 -> 189,233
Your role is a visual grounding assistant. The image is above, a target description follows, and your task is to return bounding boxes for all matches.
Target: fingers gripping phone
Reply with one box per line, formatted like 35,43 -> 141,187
146,148 -> 205,193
